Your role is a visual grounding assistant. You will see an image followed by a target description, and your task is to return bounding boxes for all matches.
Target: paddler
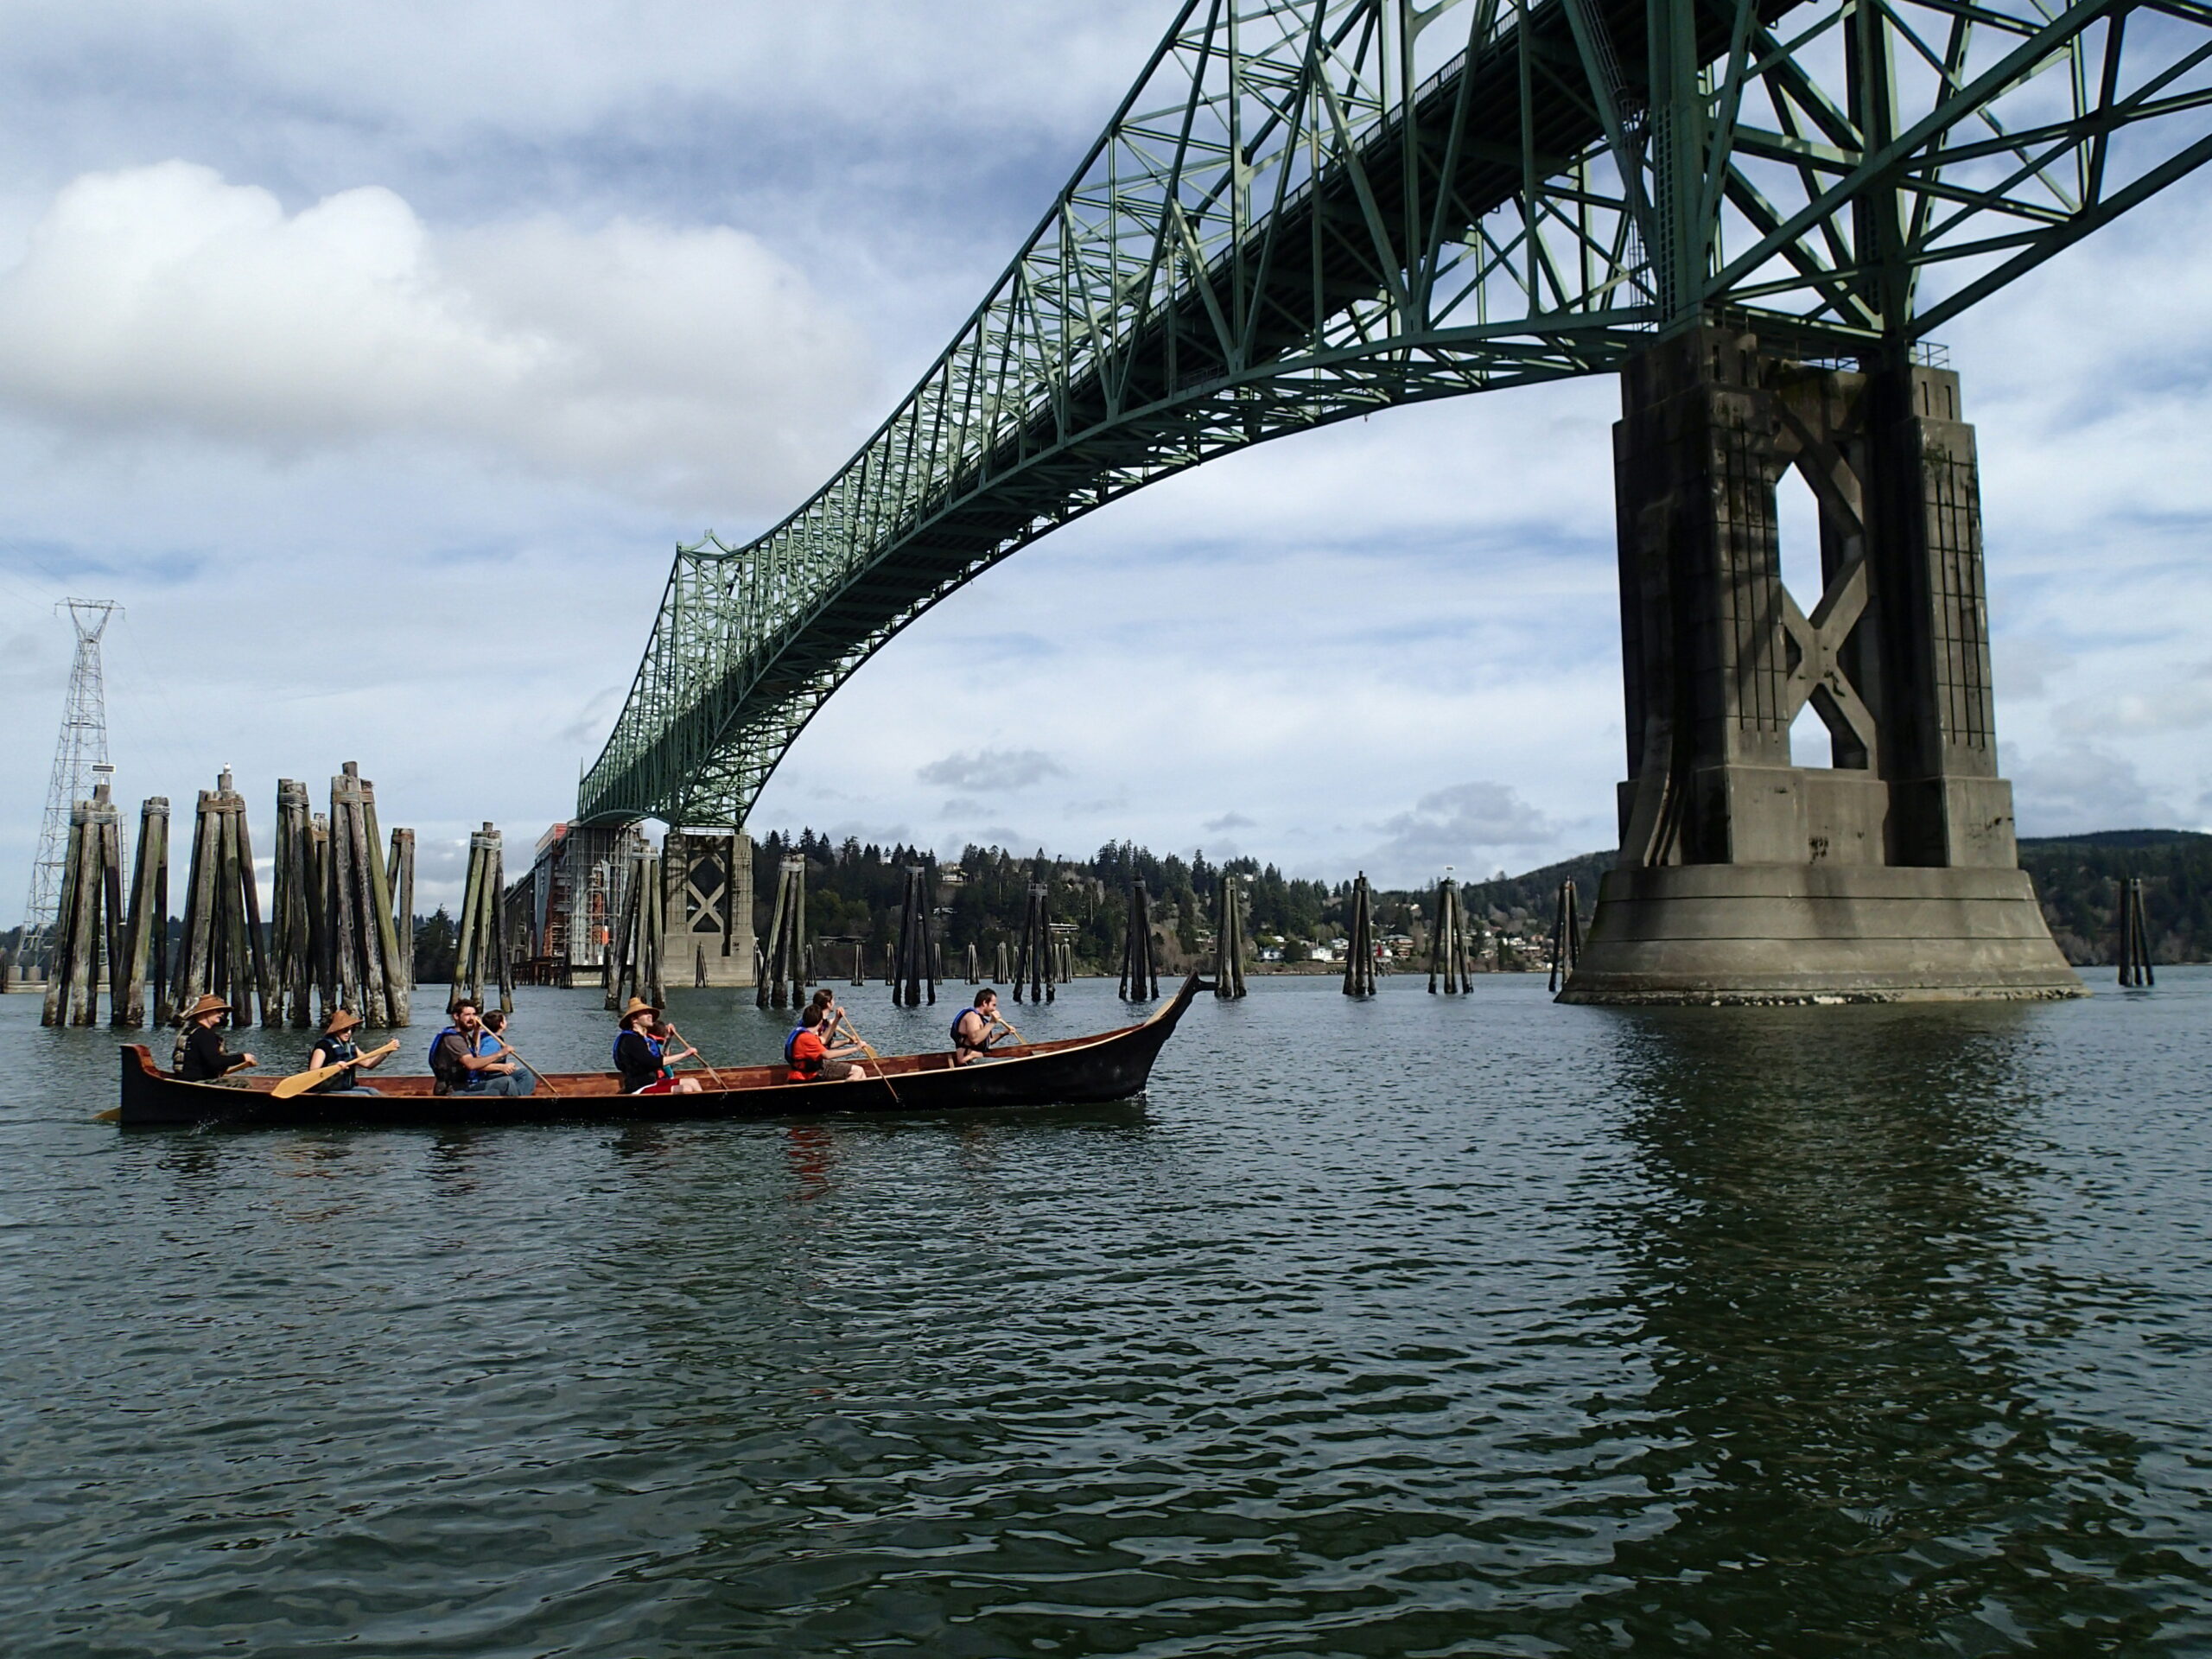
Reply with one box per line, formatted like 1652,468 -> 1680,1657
306,1007 -> 387,1096
784,1001 -> 869,1083
175,994 -> 256,1082
614,997 -> 702,1095
950,987 -> 1014,1065
430,999 -> 533,1096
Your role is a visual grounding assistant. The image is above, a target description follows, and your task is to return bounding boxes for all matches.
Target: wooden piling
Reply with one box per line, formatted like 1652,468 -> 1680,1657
308,813 -> 336,1016
453,822 -> 512,1014
2118,875 -> 2155,988
387,827 -> 415,1004
1548,880 -> 1582,993
607,845 -> 665,1013
1213,872 -> 1247,999
270,781 -> 314,1027
1427,875 -> 1475,995
42,785 -> 125,1027
1118,879 -> 1158,1001
118,795 -> 169,1027
889,865 -> 937,1007
169,772 -> 269,1028
1342,874 -> 1377,997
756,855 -> 808,1009
320,766 -> 411,1025
1014,882 -> 1054,1004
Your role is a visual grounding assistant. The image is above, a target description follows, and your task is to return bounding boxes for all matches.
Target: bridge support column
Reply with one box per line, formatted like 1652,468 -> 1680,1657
663,830 -> 756,989
1563,324 -> 2080,1003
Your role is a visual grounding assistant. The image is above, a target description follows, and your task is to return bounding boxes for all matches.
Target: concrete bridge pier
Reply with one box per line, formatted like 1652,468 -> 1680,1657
1562,324 -> 2082,1004
664,829 -> 757,988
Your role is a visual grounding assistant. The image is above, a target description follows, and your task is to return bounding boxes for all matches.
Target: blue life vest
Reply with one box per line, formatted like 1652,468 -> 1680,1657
784,1026 -> 807,1064
953,1007 -> 993,1051
613,1031 -> 664,1065
429,1027 -> 464,1080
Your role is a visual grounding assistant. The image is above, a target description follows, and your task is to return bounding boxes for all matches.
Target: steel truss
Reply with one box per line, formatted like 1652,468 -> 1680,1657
579,0 -> 2212,828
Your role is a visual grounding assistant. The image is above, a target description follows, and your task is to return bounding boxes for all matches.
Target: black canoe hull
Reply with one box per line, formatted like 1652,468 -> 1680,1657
118,975 -> 1202,1129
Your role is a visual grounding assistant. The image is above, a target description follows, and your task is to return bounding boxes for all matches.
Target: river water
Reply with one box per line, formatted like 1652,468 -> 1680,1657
3,972 -> 2209,1656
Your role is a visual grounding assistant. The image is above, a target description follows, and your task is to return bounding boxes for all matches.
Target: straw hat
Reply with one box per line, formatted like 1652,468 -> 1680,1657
180,993 -> 231,1022
620,995 -> 659,1023
321,1007 -> 362,1036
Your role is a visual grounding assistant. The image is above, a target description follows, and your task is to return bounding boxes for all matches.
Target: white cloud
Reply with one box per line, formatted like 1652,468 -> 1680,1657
915,748 -> 1067,791
2008,744 -> 2171,836
1370,781 -> 1569,877
0,161 -> 870,511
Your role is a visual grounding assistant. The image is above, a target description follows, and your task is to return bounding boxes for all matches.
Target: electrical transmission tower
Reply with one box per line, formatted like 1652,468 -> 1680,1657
21,599 -> 121,957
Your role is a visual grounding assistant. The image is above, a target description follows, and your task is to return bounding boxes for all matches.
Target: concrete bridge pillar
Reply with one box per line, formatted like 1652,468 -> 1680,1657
663,829 -> 756,988
1562,324 -> 2081,1003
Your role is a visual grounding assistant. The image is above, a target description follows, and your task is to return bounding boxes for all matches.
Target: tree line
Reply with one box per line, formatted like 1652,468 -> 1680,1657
18,826 -> 2199,990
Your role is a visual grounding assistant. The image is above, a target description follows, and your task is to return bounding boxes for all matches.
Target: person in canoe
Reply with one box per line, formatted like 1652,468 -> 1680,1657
614,998 -> 702,1095
307,1007 -> 388,1096
785,1001 -> 870,1083
430,999 -> 534,1096
175,993 -> 256,1082
950,988 -> 1015,1065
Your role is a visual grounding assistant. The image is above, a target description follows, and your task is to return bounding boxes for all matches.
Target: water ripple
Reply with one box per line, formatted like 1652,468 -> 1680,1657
3,976 -> 2211,1654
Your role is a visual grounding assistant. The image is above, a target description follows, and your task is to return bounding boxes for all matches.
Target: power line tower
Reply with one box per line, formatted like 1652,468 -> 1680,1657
21,599 -> 121,957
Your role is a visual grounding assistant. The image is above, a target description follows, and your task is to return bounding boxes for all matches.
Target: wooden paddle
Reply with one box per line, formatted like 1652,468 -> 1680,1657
271,1040 -> 398,1099
830,1013 -> 902,1104
664,1025 -> 727,1091
829,1007 -> 880,1060
489,1039 -> 562,1099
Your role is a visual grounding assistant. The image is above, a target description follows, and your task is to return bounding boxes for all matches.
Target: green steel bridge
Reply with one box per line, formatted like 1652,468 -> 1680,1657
576,0 -> 2212,830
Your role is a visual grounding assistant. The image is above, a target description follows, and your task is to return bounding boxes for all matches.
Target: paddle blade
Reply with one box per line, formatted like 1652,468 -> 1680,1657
92,1107 -> 121,1123
270,1063 -> 342,1100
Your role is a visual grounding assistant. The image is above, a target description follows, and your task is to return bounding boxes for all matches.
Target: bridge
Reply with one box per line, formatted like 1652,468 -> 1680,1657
577,0 -> 2212,1001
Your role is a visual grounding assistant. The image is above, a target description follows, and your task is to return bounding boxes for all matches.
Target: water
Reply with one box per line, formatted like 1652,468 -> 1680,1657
3,972 -> 2210,1656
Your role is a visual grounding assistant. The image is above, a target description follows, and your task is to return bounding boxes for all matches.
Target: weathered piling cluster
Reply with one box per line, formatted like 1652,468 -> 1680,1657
388,828 -> 415,997
41,784 -> 125,1027
1427,875 -> 1475,994
2116,875 -> 2155,988
175,771 -> 271,1027
605,845 -> 664,1014
1341,873 -> 1378,997
122,796 -> 170,1025
756,855 -> 810,1008
322,765 -> 410,1027
33,760 -> 427,1035
1212,871 -> 1247,999
454,823 -> 514,1014
269,780 -> 320,1026
1119,879 -> 1159,1001
1013,881 -> 1055,1004
889,865 -> 937,1006
1548,880 -> 1583,993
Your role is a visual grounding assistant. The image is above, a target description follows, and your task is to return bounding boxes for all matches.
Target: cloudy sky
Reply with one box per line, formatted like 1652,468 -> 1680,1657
2,0 -> 2208,912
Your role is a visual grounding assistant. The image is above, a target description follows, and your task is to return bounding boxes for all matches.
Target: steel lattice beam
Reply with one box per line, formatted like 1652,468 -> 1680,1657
578,0 -> 2212,829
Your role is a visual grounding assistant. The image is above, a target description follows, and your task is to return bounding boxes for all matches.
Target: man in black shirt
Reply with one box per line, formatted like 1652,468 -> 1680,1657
176,994 -> 256,1082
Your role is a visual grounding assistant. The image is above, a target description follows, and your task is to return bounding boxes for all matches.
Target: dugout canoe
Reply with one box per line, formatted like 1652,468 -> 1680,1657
115,973 -> 1204,1128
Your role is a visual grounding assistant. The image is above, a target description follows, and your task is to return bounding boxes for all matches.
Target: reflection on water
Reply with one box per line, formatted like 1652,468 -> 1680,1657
1596,1008 -> 2208,1650
2,979 -> 2210,1656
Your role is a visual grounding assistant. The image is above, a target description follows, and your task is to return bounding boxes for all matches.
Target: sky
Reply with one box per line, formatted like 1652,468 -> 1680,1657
2,0 -> 2209,915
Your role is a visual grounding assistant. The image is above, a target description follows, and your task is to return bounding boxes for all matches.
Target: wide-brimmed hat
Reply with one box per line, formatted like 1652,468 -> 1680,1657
180,993 -> 231,1022
321,1007 -> 361,1036
620,995 -> 660,1022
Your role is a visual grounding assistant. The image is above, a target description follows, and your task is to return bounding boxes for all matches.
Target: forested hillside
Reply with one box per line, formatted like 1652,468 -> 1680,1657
739,825 -> 2212,971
